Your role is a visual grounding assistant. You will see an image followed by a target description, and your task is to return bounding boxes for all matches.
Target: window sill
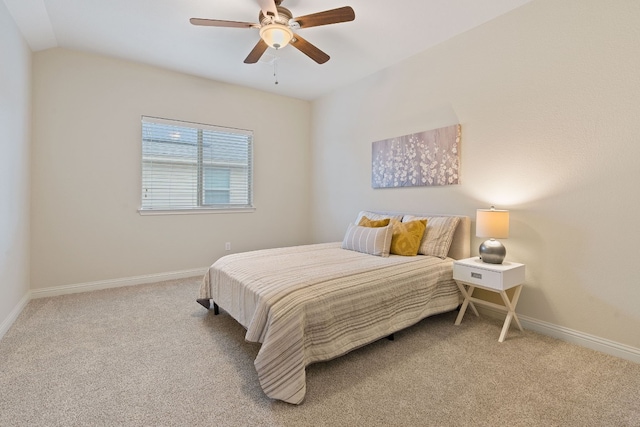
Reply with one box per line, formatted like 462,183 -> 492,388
138,207 -> 256,216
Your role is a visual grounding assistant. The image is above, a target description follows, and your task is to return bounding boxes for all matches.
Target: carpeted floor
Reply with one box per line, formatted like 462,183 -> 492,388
1,277 -> 638,426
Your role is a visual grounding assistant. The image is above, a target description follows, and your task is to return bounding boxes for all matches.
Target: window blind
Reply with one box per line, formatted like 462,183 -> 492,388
141,116 -> 253,212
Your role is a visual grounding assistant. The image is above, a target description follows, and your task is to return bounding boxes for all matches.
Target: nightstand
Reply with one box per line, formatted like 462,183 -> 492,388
453,257 -> 526,342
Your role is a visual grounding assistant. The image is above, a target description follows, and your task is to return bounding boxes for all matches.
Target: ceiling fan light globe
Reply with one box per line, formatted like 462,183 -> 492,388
260,24 -> 293,49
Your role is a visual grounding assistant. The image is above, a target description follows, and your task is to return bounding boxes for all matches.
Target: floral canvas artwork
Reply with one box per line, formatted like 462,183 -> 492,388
371,124 -> 460,188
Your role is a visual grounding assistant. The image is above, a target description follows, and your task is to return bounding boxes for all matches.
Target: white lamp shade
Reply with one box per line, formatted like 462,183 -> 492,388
476,208 -> 509,239
259,24 -> 293,49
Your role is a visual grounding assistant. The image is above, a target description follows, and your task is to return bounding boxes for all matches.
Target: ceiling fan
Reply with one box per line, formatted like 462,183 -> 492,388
190,0 -> 355,65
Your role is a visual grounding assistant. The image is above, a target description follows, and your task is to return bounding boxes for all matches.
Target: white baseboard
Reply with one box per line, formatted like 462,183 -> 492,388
30,267 -> 208,299
477,307 -> 640,364
0,293 -> 30,341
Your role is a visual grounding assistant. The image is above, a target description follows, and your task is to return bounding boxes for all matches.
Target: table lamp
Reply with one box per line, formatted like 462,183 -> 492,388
476,206 -> 509,264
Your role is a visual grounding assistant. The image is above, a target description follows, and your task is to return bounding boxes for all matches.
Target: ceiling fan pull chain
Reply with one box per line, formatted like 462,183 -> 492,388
273,56 -> 279,85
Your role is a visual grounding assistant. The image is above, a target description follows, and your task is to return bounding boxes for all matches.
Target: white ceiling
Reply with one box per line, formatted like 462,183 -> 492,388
4,0 -> 533,100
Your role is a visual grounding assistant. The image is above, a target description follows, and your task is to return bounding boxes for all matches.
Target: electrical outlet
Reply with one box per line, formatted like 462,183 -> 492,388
225,242 -> 231,251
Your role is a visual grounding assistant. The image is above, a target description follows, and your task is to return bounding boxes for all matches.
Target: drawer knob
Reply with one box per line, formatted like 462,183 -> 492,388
471,272 -> 482,279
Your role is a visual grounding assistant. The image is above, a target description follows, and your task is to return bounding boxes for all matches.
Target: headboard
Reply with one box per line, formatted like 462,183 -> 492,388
365,211 -> 470,260
445,215 -> 471,260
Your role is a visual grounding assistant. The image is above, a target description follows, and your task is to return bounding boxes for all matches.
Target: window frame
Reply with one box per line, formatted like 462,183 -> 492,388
138,116 -> 255,215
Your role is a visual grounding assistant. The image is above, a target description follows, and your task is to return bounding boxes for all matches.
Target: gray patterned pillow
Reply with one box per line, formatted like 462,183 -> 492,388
341,223 -> 393,257
402,215 -> 461,259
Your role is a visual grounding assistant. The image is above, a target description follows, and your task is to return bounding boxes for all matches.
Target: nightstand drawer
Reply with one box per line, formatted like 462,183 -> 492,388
453,264 -> 503,289
453,258 -> 525,291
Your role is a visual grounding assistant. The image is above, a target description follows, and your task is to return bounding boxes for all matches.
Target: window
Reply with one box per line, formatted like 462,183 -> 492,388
204,167 -> 231,204
140,116 -> 253,213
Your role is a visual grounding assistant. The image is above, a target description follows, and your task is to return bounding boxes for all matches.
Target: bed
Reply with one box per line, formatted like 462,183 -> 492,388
197,211 -> 470,404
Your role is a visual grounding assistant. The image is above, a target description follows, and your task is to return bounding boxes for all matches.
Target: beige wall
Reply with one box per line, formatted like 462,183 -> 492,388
311,0 -> 640,349
0,1 -> 31,336
31,48 -> 312,289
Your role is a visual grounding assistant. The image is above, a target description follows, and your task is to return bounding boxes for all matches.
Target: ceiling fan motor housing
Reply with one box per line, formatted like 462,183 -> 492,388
259,6 -> 293,26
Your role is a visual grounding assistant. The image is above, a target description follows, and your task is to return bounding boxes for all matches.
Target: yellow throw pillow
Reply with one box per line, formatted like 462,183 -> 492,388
358,216 -> 391,228
390,219 -> 427,256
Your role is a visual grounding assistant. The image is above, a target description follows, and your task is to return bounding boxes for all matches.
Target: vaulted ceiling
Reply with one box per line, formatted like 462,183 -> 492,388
4,0 -> 532,100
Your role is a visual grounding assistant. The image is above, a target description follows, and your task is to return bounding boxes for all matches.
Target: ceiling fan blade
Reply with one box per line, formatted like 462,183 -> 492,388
290,34 -> 330,64
244,39 -> 269,64
190,18 -> 258,28
257,0 -> 279,19
293,6 -> 355,29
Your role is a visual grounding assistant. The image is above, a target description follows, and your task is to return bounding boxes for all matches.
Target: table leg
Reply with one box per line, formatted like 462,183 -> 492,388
454,283 -> 479,325
498,285 -> 523,342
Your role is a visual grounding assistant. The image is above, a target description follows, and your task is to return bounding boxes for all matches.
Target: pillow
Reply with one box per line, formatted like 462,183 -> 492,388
354,211 -> 403,225
402,215 -> 461,259
341,223 -> 393,257
358,216 -> 391,228
389,219 -> 427,256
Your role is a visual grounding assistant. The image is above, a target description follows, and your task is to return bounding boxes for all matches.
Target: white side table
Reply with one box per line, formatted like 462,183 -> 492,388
453,257 -> 526,342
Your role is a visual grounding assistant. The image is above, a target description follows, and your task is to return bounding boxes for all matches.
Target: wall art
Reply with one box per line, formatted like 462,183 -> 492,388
371,124 -> 460,188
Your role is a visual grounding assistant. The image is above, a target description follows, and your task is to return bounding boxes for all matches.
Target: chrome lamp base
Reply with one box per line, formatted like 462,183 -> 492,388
479,238 -> 506,264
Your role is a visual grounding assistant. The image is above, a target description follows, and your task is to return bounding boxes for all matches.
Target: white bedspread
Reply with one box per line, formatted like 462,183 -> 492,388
199,242 -> 461,404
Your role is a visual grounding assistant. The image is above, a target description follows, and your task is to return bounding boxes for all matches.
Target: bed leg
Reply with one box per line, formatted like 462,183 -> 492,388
196,299 -> 220,315
387,334 -> 394,341
196,298 -> 211,309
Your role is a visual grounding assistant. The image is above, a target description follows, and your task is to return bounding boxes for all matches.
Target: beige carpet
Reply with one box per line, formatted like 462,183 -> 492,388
1,277 -> 638,427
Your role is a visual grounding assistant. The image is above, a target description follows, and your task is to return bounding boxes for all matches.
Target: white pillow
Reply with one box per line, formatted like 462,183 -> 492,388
354,211 -> 403,225
341,223 -> 393,257
402,215 -> 461,259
